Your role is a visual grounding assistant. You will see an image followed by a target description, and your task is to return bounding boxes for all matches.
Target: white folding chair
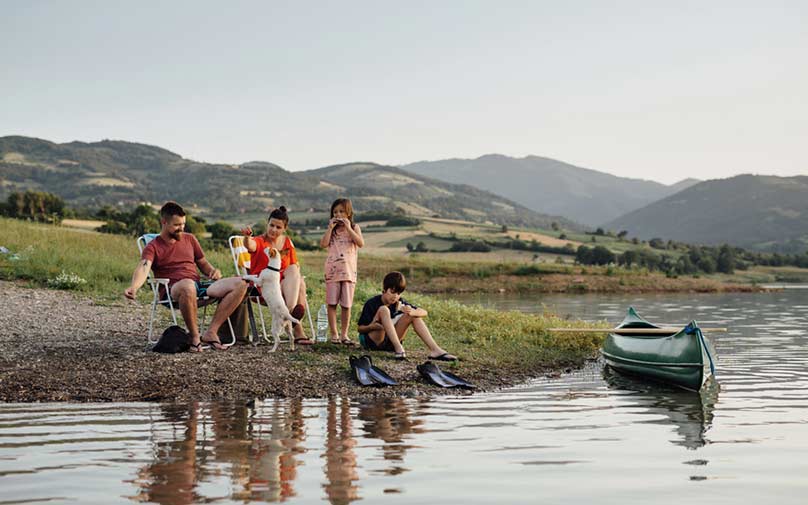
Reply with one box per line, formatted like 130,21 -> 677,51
228,235 -> 316,351
137,234 -> 235,346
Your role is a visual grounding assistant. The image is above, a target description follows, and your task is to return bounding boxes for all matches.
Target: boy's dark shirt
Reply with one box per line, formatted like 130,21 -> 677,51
357,294 -> 418,327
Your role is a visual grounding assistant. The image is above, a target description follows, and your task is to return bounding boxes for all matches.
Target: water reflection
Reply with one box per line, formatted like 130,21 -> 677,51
133,403 -> 200,505
357,398 -> 425,476
603,366 -> 718,450
323,397 -> 359,504
128,397 -> 428,504
131,400 -> 307,504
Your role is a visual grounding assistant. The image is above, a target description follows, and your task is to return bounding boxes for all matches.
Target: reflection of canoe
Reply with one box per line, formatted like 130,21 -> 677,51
602,367 -> 718,450
600,307 -> 717,391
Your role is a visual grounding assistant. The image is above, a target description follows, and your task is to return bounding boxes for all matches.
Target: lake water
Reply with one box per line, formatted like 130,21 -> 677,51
2,289 -> 807,503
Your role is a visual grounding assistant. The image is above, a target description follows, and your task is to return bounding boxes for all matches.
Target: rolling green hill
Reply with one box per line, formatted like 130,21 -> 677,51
605,175 -> 808,253
0,136 -> 576,229
401,154 -> 699,226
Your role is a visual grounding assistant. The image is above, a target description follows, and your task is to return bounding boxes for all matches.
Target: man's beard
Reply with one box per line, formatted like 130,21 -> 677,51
169,230 -> 182,240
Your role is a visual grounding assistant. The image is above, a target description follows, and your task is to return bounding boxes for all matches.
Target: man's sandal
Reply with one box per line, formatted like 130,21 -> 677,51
201,337 -> 227,351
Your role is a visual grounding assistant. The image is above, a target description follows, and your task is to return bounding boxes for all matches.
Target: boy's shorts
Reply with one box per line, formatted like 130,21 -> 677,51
358,333 -> 395,352
357,312 -> 404,351
325,281 -> 355,307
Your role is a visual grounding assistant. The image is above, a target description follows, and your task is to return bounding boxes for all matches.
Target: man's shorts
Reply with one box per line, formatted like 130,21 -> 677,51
196,280 -> 214,298
325,281 -> 356,307
160,280 -> 214,303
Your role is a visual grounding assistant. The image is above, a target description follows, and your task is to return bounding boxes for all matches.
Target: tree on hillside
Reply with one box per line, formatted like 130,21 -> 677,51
208,221 -> 238,242
2,190 -> 65,224
717,244 -> 735,274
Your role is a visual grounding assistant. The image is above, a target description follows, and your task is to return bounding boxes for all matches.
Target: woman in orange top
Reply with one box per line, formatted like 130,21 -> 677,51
241,206 -> 313,345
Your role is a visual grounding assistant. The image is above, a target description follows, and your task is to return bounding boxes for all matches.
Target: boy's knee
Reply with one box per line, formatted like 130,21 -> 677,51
376,306 -> 391,319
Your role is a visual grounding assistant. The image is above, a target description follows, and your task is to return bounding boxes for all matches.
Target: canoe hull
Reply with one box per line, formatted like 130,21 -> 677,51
600,311 -> 714,391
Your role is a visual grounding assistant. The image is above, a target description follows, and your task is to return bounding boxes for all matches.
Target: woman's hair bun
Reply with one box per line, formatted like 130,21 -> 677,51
278,206 -> 287,212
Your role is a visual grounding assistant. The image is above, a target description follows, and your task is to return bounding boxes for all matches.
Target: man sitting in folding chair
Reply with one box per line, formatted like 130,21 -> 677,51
124,201 -> 248,352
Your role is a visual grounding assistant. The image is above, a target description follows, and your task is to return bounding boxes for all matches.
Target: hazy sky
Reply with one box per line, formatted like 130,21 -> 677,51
2,1 -> 806,184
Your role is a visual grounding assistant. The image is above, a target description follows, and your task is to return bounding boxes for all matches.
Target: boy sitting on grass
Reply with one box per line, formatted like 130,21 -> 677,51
357,271 -> 457,361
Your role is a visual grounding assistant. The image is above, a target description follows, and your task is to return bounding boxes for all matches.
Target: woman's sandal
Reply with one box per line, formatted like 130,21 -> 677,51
329,337 -> 343,345
341,339 -> 356,347
189,342 -> 204,353
294,337 -> 315,346
394,351 -> 407,361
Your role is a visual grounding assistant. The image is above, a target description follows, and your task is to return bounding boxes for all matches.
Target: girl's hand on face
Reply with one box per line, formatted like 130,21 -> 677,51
339,218 -> 351,228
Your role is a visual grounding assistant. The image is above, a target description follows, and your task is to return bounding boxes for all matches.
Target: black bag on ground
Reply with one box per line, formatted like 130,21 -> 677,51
153,325 -> 191,353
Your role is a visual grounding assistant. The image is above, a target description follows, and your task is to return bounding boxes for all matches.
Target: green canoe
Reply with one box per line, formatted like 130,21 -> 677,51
600,307 -> 717,391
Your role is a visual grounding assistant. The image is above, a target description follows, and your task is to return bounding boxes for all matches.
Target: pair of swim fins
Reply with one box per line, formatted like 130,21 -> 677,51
349,355 -> 398,387
417,361 -> 474,389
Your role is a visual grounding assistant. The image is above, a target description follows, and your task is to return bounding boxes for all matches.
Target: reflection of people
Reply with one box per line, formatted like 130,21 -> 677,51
242,206 -> 313,345
323,397 -> 359,504
134,402 -> 200,505
238,399 -> 306,502
319,198 -> 364,345
125,201 -> 248,351
358,398 -> 425,468
357,271 -> 457,361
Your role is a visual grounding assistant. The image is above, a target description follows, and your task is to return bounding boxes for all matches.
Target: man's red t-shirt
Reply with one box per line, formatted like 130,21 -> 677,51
141,234 -> 204,286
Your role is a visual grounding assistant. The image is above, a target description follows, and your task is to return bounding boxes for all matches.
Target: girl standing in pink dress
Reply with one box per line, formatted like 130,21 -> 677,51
319,198 -> 364,345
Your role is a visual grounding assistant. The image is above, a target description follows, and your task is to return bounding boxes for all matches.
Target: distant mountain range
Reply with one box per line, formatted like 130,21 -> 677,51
401,154 -> 699,226
0,136 -> 576,229
605,174 -> 808,253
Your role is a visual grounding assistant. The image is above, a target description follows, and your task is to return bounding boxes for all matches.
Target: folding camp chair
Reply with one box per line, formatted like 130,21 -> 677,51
228,235 -> 316,351
137,234 -> 235,346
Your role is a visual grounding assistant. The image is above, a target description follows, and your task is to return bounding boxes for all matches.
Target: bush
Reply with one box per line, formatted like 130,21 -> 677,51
47,270 -> 88,290
385,216 -> 421,227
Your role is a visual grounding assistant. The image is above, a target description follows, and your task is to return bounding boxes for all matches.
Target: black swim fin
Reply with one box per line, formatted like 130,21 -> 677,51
362,354 -> 398,386
417,361 -> 474,389
349,355 -> 379,386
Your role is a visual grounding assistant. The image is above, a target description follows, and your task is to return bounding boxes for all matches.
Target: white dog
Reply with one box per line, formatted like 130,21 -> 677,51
242,247 -> 300,350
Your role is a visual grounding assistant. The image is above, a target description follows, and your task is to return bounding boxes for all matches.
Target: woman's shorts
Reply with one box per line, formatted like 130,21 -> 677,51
325,281 -> 355,307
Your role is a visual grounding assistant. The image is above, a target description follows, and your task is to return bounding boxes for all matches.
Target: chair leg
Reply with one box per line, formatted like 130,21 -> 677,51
148,300 -> 159,344
222,316 -> 236,348
246,302 -> 258,346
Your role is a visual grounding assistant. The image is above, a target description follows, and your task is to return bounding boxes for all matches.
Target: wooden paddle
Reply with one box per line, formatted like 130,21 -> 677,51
548,327 -> 728,334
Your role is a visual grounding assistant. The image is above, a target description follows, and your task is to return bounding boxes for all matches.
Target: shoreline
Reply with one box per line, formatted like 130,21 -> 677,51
0,281 -> 583,403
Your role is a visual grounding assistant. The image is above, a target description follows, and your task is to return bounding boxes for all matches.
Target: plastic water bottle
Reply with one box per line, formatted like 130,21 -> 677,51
316,304 -> 329,342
